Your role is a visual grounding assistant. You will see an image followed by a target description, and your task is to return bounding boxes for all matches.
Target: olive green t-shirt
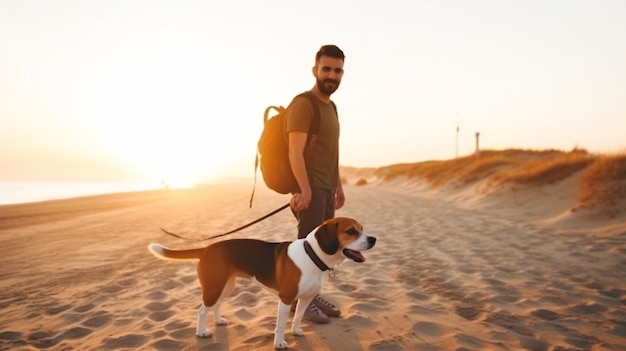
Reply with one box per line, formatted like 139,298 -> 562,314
284,93 -> 339,190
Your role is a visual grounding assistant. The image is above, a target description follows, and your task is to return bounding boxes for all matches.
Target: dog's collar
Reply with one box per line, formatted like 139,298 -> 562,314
303,240 -> 331,272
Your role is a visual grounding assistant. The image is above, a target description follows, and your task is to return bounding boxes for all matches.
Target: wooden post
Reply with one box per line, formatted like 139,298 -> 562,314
456,126 -> 459,158
475,132 -> 480,157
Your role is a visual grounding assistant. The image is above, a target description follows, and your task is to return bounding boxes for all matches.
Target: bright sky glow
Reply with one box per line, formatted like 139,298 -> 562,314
1,0 -> 625,185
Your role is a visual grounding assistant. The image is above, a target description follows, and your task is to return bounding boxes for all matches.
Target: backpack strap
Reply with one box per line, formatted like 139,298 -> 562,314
296,91 -> 321,159
298,92 -> 338,179
330,100 -> 338,115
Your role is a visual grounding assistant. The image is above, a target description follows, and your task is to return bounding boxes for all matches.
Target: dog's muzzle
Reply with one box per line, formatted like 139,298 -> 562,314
343,236 -> 376,263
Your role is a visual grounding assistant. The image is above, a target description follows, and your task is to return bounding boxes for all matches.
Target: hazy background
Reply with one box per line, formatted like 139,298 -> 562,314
2,0 -> 624,187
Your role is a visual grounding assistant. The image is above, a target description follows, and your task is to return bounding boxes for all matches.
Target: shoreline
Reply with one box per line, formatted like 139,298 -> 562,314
0,188 -> 180,231
0,181 -> 164,207
0,178 -> 256,207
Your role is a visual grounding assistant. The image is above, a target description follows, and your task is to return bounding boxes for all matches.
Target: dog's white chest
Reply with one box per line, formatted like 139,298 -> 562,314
288,241 -> 329,297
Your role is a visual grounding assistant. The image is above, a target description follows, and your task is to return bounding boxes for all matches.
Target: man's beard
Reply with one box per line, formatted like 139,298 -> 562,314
316,78 -> 340,95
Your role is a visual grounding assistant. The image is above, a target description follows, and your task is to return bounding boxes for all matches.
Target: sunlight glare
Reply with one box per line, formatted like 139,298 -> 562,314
86,51 -> 244,186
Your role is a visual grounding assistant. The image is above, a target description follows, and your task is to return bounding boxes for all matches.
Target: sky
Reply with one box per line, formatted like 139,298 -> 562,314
1,0 -> 625,186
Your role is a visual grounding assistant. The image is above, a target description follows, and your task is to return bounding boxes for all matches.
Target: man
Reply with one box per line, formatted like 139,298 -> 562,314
284,44 -> 346,324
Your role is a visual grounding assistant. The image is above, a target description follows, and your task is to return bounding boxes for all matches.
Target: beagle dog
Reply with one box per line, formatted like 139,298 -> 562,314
148,217 -> 376,349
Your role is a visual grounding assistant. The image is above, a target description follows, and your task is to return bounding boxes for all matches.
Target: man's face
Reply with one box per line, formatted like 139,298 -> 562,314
313,56 -> 344,95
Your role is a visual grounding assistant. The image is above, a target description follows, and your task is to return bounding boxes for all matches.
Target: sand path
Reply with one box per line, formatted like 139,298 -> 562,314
0,182 -> 624,350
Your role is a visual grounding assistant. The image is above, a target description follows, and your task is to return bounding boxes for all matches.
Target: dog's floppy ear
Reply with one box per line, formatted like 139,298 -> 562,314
315,220 -> 340,255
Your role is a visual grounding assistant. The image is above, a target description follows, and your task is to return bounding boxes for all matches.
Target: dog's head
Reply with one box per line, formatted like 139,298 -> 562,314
314,217 -> 376,263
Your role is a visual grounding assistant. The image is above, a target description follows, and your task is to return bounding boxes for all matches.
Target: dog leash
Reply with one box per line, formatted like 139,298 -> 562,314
160,203 -> 291,241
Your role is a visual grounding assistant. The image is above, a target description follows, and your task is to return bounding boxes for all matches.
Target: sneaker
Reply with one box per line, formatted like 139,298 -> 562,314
312,295 -> 341,317
303,301 -> 329,324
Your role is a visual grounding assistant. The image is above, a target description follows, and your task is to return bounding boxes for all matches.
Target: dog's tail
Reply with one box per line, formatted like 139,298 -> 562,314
148,243 -> 203,260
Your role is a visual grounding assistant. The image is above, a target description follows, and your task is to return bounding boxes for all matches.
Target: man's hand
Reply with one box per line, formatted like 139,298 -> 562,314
335,186 -> 345,209
290,191 -> 312,212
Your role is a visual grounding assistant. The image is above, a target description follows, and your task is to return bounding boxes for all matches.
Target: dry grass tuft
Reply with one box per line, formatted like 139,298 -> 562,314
577,153 -> 626,217
355,178 -> 368,186
359,148 -> 625,217
490,149 -> 593,186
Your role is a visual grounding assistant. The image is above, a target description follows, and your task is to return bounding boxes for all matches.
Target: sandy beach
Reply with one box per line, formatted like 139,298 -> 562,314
1,178 -> 625,350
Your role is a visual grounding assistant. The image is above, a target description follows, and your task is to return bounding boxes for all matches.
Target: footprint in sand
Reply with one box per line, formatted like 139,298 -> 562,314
113,317 -> 134,327
241,333 -> 275,348
164,320 -> 191,331
337,283 -> 358,292
599,287 -> 626,299
24,326 -> 95,349
178,274 -> 197,284
150,338 -> 189,350
255,315 -> 278,332
101,284 -> 126,294
59,326 -> 93,340
454,303 -> 485,321
411,320 -> 450,337
344,313 -> 376,327
407,290 -> 431,301
144,300 -> 176,311
117,277 -> 136,287
409,303 -> 442,316
148,310 -> 176,322
232,291 -> 260,307
350,302 -> 381,314
530,308 -> 560,321
368,341 -> 404,351
145,290 -> 168,300
45,303 -> 73,315
82,313 -> 113,328
144,300 -> 177,321
27,330 -> 52,341
150,330 -> 167,339
72,303 -> 96,313
101,334 -> 149,349
168,326 -> 196,340
0,331 -> 22,341
234,307 -> 255,321
28,334 -> 59,349
566,301 -> 608,315
230,279 -> 263,296
0,331 -> 24,349
159,278 -> 181,291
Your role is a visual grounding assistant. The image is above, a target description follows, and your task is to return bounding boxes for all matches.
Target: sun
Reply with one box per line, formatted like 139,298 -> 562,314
84,51 -> 261,186
88,95 -> 225,187
105,124 -> 232,187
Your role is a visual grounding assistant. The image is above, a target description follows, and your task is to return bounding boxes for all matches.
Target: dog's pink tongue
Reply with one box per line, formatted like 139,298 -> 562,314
343,249 -> 365,263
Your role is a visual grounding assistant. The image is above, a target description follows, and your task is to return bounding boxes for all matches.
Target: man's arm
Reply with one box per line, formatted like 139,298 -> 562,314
288,131 -> 312,211
335,170 -> 345,209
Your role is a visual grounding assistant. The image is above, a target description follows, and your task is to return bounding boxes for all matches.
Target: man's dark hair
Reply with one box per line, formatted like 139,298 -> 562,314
316,45 -> 345,62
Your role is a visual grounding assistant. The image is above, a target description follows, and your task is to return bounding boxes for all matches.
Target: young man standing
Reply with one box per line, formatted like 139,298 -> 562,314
285,45 -> 346,323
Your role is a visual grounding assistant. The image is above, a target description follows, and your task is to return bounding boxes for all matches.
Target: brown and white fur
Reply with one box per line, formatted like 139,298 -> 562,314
148,217 -> 376,349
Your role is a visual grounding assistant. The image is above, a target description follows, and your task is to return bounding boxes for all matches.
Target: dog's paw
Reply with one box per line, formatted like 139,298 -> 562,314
273,339 -> 289,349
196,329 -> 212,338
292,327 -> 305,336
216,317 -> 228,326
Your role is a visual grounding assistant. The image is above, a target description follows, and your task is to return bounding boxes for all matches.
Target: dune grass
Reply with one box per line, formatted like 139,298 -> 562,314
578,153 -> 626,216
366,148 -> 625,216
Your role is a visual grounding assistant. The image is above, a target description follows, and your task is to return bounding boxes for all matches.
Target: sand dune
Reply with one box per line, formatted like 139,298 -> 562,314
1,179 -> 625,350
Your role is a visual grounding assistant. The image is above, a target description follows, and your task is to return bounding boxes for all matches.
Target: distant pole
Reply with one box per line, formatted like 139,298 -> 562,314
456,125 -> 459,158
475,132 -> 480,157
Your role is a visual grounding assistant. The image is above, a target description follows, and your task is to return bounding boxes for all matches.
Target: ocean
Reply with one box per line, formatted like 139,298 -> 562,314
0,181 -> 163,206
